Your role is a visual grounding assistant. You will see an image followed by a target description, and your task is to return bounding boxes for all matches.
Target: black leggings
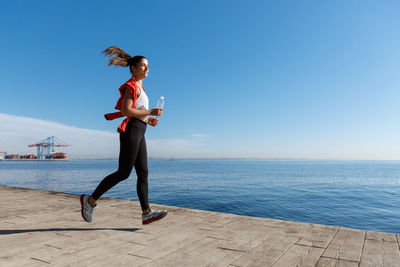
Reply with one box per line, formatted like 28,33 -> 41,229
91,118 -> 149,211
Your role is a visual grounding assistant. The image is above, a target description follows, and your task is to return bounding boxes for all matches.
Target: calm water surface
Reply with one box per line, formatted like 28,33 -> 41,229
1,159 -> 399,233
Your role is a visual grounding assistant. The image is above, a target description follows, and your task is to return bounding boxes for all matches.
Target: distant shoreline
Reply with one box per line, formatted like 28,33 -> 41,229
0,159 -> 66,161
2,158 -> 399,162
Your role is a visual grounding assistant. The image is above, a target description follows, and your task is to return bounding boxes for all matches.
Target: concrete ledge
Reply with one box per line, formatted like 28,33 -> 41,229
1,185 -> 399,266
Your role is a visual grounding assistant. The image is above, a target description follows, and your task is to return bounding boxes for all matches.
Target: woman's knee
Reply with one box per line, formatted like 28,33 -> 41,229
116,169 -> 132,181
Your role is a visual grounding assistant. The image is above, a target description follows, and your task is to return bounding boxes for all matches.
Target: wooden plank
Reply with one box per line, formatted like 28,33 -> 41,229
87,253 -> 151,267
217,235 -> 265,253
0,257 -> 48,267
140,237 -> 223,267
51,241 -> 139,266
359,238 -> 400,267
366,231 -> 397,243
182,227 -> 271,266
283,221 -> 314,238
209,250 -> 245,267
216,226 -> 280,253
264,218 -> 291,228
0,232 -> 68,258
317,257 -> 359,267
296,224 -> 339,248
230,235 -> 299,266
126,228 -> 206,260
185,247 -> 235,267
322,227 -> 366,262
272,244 -> 324,266
44,229 -> 154,264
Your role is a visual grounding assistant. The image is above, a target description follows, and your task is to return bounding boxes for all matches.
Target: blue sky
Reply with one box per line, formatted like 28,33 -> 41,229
1,1 -> 400,159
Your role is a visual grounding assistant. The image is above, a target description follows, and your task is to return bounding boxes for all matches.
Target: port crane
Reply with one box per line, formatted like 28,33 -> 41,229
28,136 -> 70,159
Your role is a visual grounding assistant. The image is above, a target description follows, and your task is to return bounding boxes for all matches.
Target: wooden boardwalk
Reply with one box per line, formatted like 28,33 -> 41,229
1,185 -> 399,266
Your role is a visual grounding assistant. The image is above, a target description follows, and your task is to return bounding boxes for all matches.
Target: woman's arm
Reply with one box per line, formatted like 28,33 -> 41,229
121,88 -> 162,118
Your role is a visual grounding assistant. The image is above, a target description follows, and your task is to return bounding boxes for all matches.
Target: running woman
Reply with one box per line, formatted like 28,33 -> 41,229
80,46 -> 167,225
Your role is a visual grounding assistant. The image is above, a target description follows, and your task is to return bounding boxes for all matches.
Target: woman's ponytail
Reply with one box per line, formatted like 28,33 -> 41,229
102,46 -> 147,72
102,46 -> 132,67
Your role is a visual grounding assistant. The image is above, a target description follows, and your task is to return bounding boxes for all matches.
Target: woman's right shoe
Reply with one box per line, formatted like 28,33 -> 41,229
142,208 -> 168,225
80,194 -> 96,222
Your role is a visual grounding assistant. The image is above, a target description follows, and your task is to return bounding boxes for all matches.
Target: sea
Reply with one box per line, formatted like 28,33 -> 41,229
1,159 -> 399,234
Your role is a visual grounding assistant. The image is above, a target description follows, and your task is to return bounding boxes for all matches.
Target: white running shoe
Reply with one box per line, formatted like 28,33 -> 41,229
142,208 -> 168,225
80,194 -> 96,222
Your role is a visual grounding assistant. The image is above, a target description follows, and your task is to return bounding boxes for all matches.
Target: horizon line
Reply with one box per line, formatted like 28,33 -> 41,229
66,157 -> 400,161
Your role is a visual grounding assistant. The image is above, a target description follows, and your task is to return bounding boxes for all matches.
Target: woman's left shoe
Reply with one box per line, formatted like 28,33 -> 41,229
142,208 -> 168,225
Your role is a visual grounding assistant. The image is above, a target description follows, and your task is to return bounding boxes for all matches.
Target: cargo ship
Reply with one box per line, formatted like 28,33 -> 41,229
47,152 -> 67,160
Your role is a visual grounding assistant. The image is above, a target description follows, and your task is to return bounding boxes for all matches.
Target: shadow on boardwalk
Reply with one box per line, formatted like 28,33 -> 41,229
0,227 -> 141,235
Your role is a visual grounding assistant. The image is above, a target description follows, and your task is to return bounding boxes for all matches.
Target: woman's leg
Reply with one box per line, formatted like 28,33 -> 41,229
134,136 -> 168,224
91,129 -> 142,201
134,136 -> 150,212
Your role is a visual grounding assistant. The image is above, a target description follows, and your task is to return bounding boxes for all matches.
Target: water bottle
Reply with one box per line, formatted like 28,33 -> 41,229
157,96 -> 165,109
156,96 -> 164,118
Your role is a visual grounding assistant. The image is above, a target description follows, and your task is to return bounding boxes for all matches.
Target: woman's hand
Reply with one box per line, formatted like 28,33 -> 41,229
147,117 -> 159,127
149,108 -> 163,116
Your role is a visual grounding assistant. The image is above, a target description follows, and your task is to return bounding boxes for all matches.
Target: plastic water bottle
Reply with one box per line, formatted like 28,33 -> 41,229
156,96 -> 164,118
157,96 -> 165,109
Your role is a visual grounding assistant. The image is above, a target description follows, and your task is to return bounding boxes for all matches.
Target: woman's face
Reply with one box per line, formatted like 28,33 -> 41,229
132,58 -> 149,79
